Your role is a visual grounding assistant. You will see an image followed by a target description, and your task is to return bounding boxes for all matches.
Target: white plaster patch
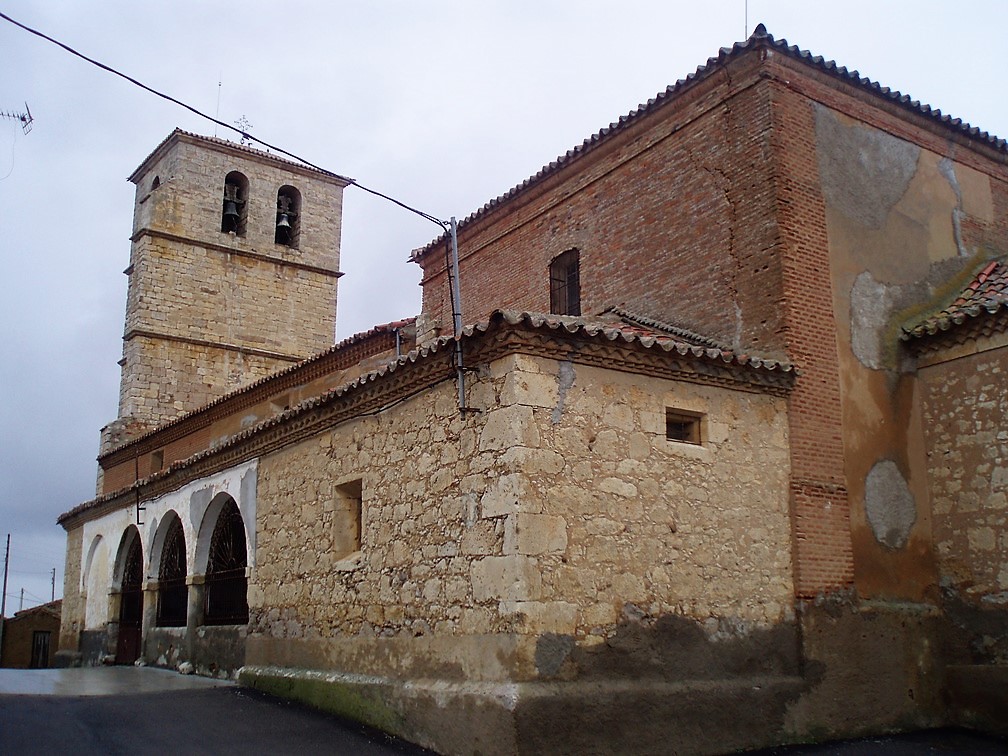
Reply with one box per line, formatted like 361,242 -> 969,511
850,271 -> 895,371
864,459 -> 917,549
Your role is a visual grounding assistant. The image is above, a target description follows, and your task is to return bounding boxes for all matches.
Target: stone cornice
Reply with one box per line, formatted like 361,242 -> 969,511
122,329 -> 305,364
129,228 -> 343,279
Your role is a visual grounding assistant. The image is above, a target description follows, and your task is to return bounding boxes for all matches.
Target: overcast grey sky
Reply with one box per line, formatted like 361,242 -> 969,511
1,1 -> 1006,611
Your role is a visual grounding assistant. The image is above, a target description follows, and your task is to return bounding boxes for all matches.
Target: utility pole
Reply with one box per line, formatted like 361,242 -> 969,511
19,588 -> 23,611
51,568 -> 56,602
0,534 -> 8,656
1,534 -> 9,618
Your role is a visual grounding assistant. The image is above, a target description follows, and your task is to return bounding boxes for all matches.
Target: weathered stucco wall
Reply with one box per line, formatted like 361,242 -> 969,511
58,526 -> 83,653
249,352 -> 794,681
807,96 -> 1008,599
919,337 -> 1008,594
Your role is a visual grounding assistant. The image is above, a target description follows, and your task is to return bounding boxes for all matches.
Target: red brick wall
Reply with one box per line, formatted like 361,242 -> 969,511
419,54 -> 788,358
768,80 -> 854,596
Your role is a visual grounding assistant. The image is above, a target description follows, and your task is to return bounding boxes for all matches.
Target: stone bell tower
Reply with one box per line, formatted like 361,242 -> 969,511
101,129 -> 348,450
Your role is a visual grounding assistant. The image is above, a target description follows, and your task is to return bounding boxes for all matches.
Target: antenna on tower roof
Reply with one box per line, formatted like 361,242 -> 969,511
1,102 -> 33,134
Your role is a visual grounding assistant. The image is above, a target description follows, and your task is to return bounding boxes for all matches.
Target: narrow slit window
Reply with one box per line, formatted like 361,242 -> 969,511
549,249 -> 581,316
666,409 -> 702,445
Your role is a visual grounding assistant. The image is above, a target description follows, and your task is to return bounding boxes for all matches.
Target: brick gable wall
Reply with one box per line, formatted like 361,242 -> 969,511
418,54 -> 788,358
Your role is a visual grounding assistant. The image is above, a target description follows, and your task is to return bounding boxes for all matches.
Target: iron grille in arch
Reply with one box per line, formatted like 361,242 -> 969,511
156,519 -> 187,627
204,500 -> 249,625
120,537 -> 143,627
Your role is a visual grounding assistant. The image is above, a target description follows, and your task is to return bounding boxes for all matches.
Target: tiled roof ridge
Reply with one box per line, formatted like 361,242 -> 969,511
902,258 -> 1008,340
604,307 -> 731,350
488,309 -> 794,373
103,316 -> 417,457
129,128 -> 352,183
412,23 -> 1006,261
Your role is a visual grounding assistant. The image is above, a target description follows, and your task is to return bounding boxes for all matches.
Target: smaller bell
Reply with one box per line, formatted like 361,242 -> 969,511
223,200 -> 240,223
275,213 -> 292,244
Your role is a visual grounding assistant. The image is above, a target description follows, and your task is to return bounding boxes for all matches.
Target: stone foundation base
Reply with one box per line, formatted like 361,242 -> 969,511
238,665 -> 808,755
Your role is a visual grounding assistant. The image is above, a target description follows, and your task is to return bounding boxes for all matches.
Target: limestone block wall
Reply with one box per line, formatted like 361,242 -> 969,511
251,352 -> 794,680
919,337 -> 1008,593
490,355 -> 795,632
118,323 -> 302,427
123,237 -> 337,358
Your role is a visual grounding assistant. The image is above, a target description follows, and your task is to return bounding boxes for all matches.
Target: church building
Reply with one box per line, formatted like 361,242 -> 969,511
57,26 -> 1007,754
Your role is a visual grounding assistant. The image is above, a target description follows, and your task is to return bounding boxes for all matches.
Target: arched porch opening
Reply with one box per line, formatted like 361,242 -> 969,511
155,514 -> 188,627
201,496 -> 249,625
112,527 -> 143,663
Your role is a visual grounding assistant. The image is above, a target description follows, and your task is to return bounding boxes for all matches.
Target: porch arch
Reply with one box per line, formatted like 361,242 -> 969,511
196,494 -> 249,625
152,512 -> 188,627
112,526 -> 144,664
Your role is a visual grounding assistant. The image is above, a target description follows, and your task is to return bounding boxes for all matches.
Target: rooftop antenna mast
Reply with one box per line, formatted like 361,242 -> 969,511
1,102 -> 33,134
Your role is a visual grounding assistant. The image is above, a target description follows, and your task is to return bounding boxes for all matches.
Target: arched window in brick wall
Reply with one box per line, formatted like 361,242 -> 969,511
221,171 -> 249,236
156,517 -> 187,627
549,249 -> 581,316
203,498 -> 249,625
275,185 -> 301,248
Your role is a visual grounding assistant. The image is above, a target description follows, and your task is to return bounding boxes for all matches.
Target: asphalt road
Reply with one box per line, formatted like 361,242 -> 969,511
0,668 -> 431,756
1,668 -> 1005,755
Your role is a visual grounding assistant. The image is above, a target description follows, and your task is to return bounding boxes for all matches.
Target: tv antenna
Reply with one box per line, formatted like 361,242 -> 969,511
1,102 -> 33,134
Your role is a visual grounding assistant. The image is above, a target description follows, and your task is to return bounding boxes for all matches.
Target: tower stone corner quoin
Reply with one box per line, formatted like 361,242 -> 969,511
57,24 -> 1008,756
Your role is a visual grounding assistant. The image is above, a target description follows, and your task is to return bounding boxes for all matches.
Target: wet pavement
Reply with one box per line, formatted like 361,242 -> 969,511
1,667 -> 1005,754
0,665 -> 233,695
0,667 -> 430,755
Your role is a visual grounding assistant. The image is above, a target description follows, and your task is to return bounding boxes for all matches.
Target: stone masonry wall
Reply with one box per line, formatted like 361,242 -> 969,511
123,237 -> 337,360
919,338 -> 1008,594
118,333 -> 297,431
499,355 -> 794,632
250,352 -> 793,681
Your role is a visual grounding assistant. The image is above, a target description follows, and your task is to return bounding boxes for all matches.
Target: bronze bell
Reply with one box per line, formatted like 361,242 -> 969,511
223,200 -> 240,224
275,212 -> 292,244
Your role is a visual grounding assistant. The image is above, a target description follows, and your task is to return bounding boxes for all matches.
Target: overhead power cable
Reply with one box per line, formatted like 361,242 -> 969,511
0,9 -> 448,230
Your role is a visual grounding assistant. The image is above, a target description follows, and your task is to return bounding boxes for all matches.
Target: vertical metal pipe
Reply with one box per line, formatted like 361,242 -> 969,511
449,217 -> 465,411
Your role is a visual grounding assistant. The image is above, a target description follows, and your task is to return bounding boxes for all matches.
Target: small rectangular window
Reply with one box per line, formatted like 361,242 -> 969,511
151,449 -> 164,472
333,478 -> 363,557
666,409 -> 702,445
549,249 -> 581,316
